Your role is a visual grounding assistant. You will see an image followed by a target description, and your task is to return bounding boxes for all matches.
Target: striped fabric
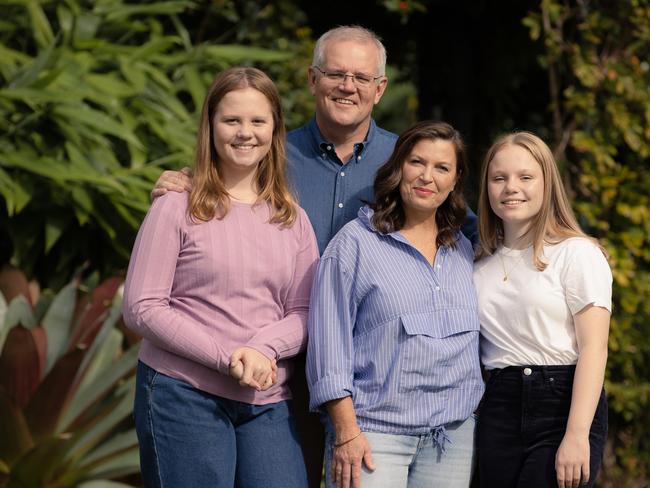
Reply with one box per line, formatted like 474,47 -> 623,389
306,206 -> 484,435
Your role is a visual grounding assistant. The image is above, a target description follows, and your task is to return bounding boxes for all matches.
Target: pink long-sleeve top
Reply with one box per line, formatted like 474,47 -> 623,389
122,191 -> 319,405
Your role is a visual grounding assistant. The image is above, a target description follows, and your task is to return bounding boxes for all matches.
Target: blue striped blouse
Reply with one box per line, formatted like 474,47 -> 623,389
306,206 -> 484,435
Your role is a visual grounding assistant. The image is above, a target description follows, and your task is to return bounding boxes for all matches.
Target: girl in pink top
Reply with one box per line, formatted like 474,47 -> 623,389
123,67 -> 318,487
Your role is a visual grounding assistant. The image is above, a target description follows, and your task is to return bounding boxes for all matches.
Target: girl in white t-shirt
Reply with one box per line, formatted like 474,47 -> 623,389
473,131 -> 611,488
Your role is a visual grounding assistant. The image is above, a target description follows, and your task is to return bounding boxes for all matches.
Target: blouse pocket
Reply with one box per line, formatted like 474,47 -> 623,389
399,311 -> 481,395
400,310 -> 480,338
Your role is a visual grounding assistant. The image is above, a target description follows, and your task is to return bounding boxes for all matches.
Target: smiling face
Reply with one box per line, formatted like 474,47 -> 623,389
399,138 -> 458,224
487,144 -> 544,243
309,39 -> 387,134
212,87 -> 274,183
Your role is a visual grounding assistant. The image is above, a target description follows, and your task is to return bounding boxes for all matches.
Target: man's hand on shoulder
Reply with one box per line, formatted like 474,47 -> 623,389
151,166 -> 193,200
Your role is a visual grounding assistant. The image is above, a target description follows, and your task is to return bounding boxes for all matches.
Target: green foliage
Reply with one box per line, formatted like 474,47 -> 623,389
0,0 -> 314,288
373,65 -> 418,135
525,0 -> 650,484
0,269 -> 139,487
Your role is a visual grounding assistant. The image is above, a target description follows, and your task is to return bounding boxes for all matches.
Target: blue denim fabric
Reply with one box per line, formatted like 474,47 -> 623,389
324,416 -> 476,488
134,361 -> 308,488
477,365 -> 608,488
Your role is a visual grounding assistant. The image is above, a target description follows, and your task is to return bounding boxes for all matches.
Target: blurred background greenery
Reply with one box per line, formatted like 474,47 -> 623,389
0,0 -> 648,486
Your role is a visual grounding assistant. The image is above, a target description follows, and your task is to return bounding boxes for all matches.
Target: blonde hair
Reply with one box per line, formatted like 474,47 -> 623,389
189,67 -> 297,226
476,131 -> 606,270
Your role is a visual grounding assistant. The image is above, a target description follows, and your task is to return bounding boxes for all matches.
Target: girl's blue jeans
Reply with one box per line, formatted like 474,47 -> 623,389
134,361 -> 308,488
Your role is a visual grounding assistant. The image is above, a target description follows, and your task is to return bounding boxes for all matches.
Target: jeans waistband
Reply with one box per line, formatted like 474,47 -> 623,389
487,364 -> 576,380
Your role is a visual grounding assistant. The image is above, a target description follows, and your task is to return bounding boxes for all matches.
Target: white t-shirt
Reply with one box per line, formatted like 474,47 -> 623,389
473,237 -> 612,369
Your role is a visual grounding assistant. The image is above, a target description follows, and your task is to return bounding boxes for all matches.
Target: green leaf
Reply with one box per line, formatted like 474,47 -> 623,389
71,187 -> 93,226
44,218 -> 65,254
95,0 -> 195,21
84,448 -> 140,478
80,429 -> 138,467
0,167 -> 31,215
58,343 -> 139,433
84,73 -> 137,98
2,296 -> 36,334
52,105 -> 144,149
182,64 -> 205,112
41,280 -> 77,374
9,435 -> 72,486
7,31 -> 57,89
62,376 -> 136,464
26,0 -> 55,48
118,57 -> 147,91
0,389 -> 33,467
128,36 -> 181,63
1,151 -> 69,182
201,44 -> 293,62
32,290 -> 54,324
75,13 -> 101,41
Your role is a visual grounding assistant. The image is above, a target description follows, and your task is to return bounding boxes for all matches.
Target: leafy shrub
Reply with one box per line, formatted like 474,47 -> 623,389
524,1 -> 650,484
0,267 -> 139,487
0,0 -> 301,288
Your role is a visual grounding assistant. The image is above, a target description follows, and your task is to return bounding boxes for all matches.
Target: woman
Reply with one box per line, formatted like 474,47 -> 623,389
473,132 -> 611,488
306,121 -> 484,488
123,67 -> 318,487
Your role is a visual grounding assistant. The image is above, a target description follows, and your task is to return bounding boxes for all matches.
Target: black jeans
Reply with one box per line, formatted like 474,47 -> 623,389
477,365 -> 607,488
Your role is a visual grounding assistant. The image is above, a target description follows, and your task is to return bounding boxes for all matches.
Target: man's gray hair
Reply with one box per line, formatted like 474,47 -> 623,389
312,25 -> 387,76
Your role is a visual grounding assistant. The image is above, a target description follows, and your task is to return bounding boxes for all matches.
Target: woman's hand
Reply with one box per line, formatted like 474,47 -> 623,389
229,347 -> 276,391
151,167 -> 193,200
555,432 -> 590,488
332,431 -> 375,488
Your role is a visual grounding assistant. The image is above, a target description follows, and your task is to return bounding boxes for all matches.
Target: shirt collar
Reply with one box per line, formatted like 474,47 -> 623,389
307,117 -> 378,164
358,205 -> 453,251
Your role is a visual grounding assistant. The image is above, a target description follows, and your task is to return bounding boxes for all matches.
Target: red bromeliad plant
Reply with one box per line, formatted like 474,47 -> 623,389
0,268 -> 140,487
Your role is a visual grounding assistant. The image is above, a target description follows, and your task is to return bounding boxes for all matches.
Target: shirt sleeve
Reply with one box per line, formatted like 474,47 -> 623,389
246,209 -> 320,361
461,206 -> 479,247
306,253 -> 357,411
122,193 -> 230,374
560,239 -> 613,315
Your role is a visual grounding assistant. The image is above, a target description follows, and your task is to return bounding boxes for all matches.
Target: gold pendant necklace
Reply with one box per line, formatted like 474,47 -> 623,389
498,251 -> 524,282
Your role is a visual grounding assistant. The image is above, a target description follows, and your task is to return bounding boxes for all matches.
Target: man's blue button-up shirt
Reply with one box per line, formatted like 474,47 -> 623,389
287,117 -> 398,254
287,118 -> 478,254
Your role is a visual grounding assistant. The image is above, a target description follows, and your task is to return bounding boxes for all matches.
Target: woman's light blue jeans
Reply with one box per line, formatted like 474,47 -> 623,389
134,361 -> 308,488
325,415 -> 476,488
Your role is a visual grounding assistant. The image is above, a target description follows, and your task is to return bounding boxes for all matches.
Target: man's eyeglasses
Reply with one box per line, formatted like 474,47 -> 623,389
313,66 -> 383,87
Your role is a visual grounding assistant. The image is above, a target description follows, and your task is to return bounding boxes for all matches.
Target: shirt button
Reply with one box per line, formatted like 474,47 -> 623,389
326,145 -> 332,150
321,153 -> 326,158
436,264 -> 441,269
340,171 -> 345,176
338,203 -> 343,208
523,367 -> 532,376
357,155 -> 361,160
435,286 -> 440,291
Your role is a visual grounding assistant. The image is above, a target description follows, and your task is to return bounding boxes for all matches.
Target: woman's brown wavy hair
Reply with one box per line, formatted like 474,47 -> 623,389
189,67 -> 297,226
370,120 -> 468,248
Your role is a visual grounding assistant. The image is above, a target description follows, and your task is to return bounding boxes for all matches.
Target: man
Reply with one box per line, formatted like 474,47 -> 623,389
284,26 -> 396,253
152,26 -> 477,487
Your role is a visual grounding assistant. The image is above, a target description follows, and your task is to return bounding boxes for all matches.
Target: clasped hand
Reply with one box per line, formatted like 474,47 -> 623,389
229,347 -> 277,391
